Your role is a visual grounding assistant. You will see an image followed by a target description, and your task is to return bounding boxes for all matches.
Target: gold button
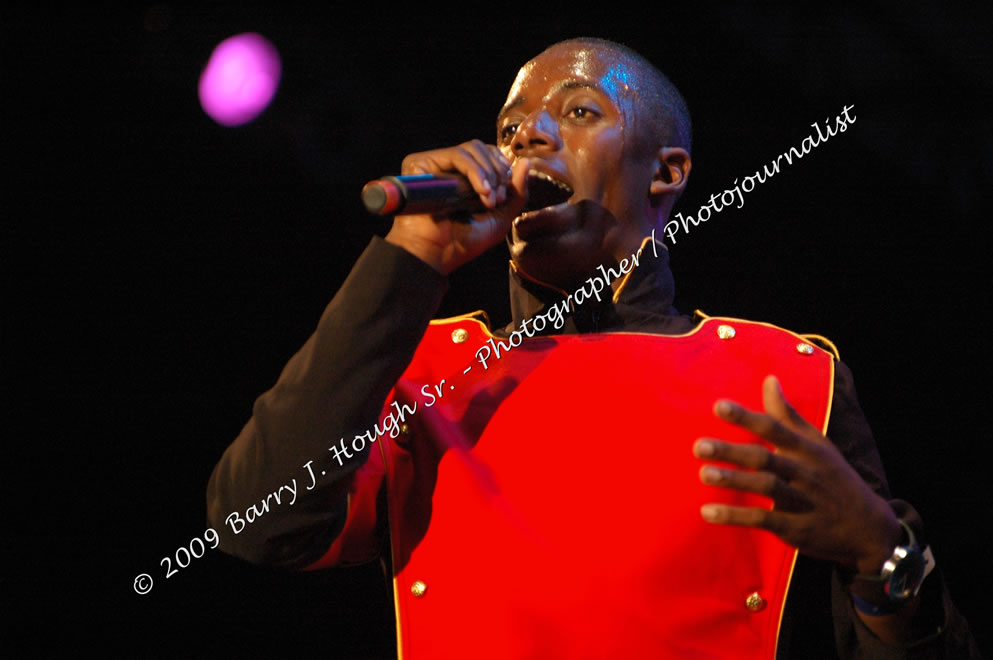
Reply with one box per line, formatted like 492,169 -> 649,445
394,423 -> 412,448
796,342 -> 815,355
745,592 -> 766,612
411,580 -> 427,598
451,328 -> 469,344
717,324 -> 736,340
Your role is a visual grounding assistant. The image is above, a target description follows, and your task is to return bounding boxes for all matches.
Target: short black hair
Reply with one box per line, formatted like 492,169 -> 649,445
546,37 -> 692,156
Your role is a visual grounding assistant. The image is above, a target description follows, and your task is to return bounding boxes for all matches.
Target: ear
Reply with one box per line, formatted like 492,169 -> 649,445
649,147 -> 691,197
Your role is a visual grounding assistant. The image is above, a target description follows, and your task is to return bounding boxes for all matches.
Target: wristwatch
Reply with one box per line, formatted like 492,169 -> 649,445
849,519 -> 928,616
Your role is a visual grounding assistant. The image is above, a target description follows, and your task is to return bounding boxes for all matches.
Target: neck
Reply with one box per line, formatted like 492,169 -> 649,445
506,233 -> 681,336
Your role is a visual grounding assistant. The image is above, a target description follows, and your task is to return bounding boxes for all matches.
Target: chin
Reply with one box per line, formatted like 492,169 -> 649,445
510,237 -> 605,292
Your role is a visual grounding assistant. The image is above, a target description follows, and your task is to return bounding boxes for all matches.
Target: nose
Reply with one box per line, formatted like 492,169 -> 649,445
512,110 -> 561,155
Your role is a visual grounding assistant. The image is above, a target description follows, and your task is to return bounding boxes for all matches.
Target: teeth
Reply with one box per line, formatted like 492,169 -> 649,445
528,168 -> 573,195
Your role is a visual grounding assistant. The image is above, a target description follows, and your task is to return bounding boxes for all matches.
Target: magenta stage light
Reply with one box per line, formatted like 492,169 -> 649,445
198,33 -> 281,127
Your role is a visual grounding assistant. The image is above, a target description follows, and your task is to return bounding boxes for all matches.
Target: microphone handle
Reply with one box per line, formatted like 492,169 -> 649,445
361,174 -> 486,216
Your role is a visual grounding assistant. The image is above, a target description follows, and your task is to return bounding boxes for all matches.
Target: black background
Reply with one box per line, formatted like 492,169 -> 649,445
5,3 -> 991,658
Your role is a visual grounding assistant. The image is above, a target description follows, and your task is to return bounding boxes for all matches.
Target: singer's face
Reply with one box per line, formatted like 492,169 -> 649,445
497,43 -> 658,289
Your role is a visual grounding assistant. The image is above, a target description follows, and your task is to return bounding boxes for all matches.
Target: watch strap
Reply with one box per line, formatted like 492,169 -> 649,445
848,519 -> 933,612
850,590 -> 906,616
852,519 -> 918,582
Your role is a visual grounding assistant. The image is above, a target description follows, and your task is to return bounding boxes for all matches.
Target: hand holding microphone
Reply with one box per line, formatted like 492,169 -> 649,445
379,140 -> 529,276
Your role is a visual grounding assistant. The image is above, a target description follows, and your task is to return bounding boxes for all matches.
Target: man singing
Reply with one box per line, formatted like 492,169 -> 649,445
207,37 -> 978,658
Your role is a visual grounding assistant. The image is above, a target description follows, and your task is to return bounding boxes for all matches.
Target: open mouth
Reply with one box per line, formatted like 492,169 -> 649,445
522,169 -> 573,212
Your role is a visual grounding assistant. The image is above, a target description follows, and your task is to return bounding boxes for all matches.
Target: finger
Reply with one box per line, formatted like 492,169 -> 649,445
483,143 -> 511,180
463,139 -> 512,202
762,375 -> 818,435
401,144 -> 497,208
699,503 -> 792,538
460,139 -> 503,197
699,465 -> 813,513
488,144 -> 511,173
472,157 -> 528,227
694,438 -> 799,480
713,399 -> 803,451
486,145 -> 512,204
700,464 -> 781,496
450,141 -> 500,208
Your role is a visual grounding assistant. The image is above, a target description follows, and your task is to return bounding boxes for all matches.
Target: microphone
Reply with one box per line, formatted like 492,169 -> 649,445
361,174 -> 486,216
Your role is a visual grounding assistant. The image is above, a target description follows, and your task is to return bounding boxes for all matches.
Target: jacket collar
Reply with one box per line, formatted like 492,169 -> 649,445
504,234 -> 692,336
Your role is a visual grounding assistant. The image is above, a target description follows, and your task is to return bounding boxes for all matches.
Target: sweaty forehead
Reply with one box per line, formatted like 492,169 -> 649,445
502,44 -> 639,113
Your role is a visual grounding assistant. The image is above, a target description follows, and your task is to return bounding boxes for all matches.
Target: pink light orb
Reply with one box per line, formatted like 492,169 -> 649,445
198,33 -> 281,127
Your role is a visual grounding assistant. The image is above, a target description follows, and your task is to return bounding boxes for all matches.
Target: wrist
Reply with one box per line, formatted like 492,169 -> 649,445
853,512 -> 903,576
847,519 -> 929,613
385,225 -> 448,275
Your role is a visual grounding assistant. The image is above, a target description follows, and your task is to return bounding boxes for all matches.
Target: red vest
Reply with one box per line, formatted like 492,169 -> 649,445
311,315 -> 835,659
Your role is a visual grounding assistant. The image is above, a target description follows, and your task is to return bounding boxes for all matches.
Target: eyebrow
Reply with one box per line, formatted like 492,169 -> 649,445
496,80 -> 601,125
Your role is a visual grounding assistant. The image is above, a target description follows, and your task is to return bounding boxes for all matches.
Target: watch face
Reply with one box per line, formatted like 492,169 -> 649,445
884,546 -> 926,600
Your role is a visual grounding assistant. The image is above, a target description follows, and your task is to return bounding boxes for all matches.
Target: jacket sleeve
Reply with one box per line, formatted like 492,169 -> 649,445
205,236 -> 447,569
823,360 -> 982,659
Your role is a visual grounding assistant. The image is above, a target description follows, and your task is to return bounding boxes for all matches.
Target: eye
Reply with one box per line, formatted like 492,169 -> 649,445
568,106 -> 596,120
500,123 -> 519,143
